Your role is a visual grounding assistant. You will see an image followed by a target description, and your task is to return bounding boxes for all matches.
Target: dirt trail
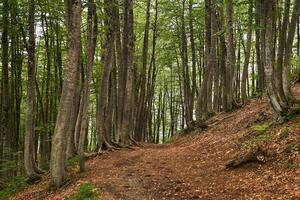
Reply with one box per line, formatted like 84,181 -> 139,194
13,85 -> 300,200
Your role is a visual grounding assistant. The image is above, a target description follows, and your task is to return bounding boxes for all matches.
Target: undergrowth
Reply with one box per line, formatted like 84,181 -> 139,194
277,127 -> 290,140
68,182 -> 99,200
0,176 -> 28,200
67,155 -> 80,167
243,123 -> 272,149
252,123 -> 270,134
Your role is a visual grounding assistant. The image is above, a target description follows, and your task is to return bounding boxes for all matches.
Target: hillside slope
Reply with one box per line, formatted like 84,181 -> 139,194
13,85 -> 300,200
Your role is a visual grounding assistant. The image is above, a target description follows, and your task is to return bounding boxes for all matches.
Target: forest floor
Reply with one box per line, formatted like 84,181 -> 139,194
13,84 -> 300,200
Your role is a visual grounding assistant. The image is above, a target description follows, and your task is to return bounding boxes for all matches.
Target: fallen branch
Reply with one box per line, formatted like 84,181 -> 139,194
226,146 -> 266,169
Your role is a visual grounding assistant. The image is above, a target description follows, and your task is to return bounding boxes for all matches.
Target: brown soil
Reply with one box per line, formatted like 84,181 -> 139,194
13,85 -> 300,200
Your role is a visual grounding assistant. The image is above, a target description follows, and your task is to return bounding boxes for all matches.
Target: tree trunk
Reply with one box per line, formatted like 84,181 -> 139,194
181,0 -> 193,124
50,0 -> 81,189
241,0 -> 253,103
264,0 -> 288,121
77,0 -> 97,172
196,0 -> 216,120
276,0 -> 290,103
283,0 -> 300,98
135,0 -> 151,141
96,0 -> 115,150
121,0 -> 136,145
24,0 -> 41,182
225,0 -> 236,111
255,0 -> 264,95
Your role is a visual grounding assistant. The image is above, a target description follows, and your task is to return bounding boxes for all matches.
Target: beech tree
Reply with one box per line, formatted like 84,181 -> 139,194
77,0 -> 97,172
50,0 -> 82,188
24,0 -> 42,182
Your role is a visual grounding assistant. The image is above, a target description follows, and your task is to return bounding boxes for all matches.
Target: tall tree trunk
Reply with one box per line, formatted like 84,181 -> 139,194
283,0 -> 300,98
145,0 -> 158,143
255,0 -> 264,95
24,0 -> 41,182
241,0 -> 253,103
96,0 -> 115,150
135,0 -> 151,141
121,0 -> 136,145
225,0 -> 236,111
50,0 -> 81,189
276,0 -> 290,103
181,0 -> 193,124
265,0 -> 288,121
78,0 -> 97,172
196,0 -> 216,120
116,0 -> 126,140
217,3 -> 227,111
40,12 -> 51,167
189,0 -> 198,100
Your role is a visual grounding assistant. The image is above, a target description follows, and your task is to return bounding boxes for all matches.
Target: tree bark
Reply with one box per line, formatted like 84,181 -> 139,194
225,0 -> 236,111
135,0 -> 151,141
264,0 -> 288,121
50,0 -> 81,189
96,0 -> 115,150
121,0 -> 136,145
24,0 -> 41,182
276,0 -> 290,103
255,0 -> 264,95
78,0 -> 97,172
241,0 -> 253,103
283,0 -> 300,98
196,0 -> 216,120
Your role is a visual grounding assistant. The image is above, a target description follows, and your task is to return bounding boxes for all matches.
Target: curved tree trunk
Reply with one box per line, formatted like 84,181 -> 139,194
24,0 -> 41,182
241,0 -> 253,103
50,0 -> 81,189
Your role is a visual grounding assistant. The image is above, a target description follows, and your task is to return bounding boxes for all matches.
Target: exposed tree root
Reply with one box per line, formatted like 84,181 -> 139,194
97,140 -> 121,155
122,145 -> 136,150
25,174 -> 41,184
34,164 -> 46,175
84,152 -> 98,160
226,146 -> 266,169
129,136 -> 143,147
110,141 -> 125,148
106,141 -> 121,151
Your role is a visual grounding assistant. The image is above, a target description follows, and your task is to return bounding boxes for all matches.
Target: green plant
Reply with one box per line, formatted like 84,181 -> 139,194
243,133 -> 273,149
68,182 -> 99,200
0,176 -> 28,200
252,123 -> 270,134
66,155 -> 80,167
287,161 -> 299,170
278,127 -> 289,140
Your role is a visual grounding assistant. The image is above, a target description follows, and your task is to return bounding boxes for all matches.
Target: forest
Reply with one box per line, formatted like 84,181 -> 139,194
1,0 -> 300,199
